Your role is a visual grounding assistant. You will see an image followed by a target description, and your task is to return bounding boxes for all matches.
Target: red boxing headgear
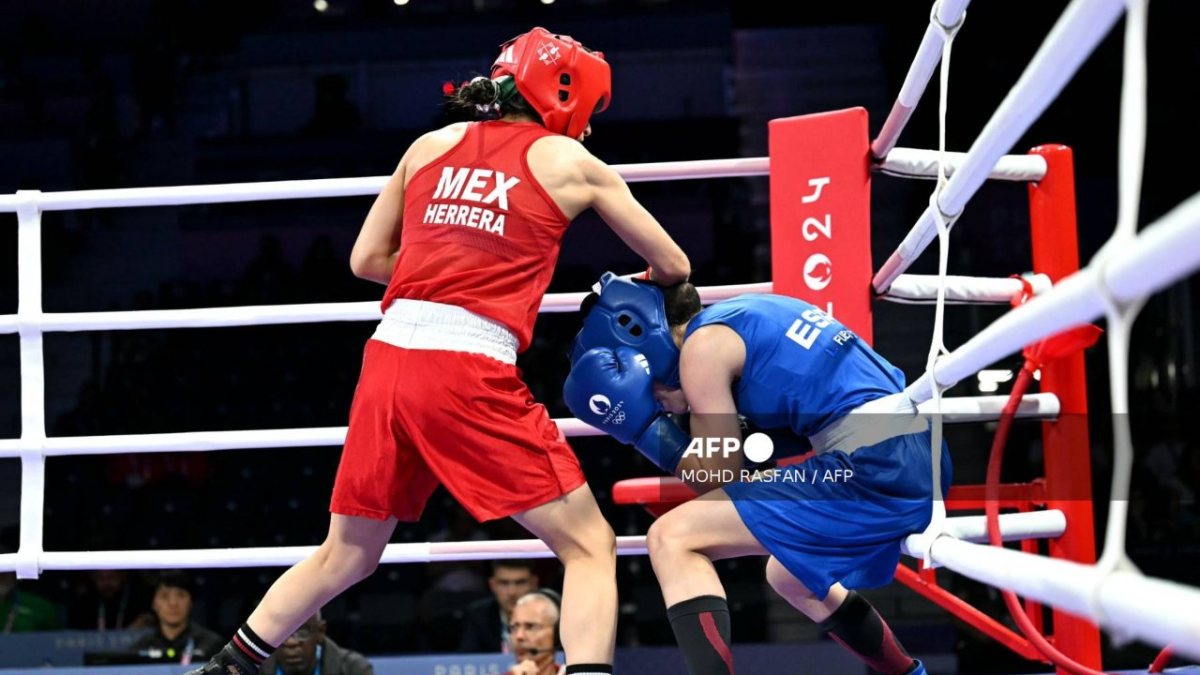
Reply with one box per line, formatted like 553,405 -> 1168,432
491,27 -> 611,139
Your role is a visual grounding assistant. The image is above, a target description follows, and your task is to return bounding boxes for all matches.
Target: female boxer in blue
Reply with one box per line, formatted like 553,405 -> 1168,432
565,274 -> 950,675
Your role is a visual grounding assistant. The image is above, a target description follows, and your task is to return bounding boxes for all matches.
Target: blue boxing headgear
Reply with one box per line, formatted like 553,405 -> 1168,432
570,272 -> 681,387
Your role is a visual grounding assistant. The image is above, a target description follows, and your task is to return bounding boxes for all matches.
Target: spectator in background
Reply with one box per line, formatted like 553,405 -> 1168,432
259,611 -> 372,675
66,569 -> 154,631
0,571 -> 62,633
460,560 -> 538,653
508,590 -> 563,675
131,571 -> 224,664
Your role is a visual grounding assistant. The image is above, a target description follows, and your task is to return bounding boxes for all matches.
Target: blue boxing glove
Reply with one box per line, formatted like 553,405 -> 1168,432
564,347 -> 691,474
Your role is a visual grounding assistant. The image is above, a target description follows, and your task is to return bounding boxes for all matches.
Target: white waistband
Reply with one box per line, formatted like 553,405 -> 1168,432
808,392 -> 930,455
371,299 -> 518,365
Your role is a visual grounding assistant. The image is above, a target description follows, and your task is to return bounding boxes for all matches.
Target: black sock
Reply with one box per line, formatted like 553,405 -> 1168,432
667,595 -> 735,675
229,622 -> 274,668
564,665 -> 613,674
818,592 -> 915,675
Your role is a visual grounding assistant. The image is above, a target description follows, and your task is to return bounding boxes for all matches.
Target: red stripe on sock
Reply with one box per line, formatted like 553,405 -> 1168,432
698,611 -> 735,674
828,633 -> 912,675
878,621 -> 917,674
232,634 -> 265,663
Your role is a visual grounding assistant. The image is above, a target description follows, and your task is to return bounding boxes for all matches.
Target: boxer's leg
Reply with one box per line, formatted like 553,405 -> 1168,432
246,514 -> 397,642
187,514 -> 396,675
515,483 -> 617,675
763,556 -> 847,622
766,558 -> 919,675
647,490 -> 766,675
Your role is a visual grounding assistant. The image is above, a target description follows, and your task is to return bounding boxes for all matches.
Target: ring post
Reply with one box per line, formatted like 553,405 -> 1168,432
1028,144 -> 1102,670
769,108 -> 875,342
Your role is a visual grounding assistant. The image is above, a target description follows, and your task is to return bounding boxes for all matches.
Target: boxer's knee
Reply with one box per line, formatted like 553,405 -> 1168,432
766,557 -> 847,621
314,537 -> 382,585
536,509 -> 615,569
563,517 -> 617,567
646,512 -> 686,565
313,514 -> 395,588
519,487 -> 616,567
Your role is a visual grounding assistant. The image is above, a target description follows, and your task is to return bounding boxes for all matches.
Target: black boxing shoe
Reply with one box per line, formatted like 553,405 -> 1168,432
183,643 -> 260,675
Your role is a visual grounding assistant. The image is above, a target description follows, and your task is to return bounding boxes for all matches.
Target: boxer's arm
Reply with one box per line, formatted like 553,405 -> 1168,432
581,154 -> 690,284
352,126 -> 461,284
350,151 -> 409,284
674,325 -> 747,492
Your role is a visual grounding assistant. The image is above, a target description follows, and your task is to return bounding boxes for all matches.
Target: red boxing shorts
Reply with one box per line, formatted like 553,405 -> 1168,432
330,339 -> 585,522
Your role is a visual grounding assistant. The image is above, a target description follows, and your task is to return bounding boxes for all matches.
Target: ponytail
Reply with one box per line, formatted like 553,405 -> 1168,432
444,75 -> 539,123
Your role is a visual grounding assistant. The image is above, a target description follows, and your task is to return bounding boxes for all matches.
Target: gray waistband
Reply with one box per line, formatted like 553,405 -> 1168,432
808,392 -> 930,455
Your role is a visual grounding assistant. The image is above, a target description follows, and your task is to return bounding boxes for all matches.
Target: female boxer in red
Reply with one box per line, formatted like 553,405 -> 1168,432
188,27 -> 689,675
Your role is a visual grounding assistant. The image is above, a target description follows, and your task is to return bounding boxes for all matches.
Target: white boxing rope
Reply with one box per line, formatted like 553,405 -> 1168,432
912,3 -> 960,567
0,178 -> 387,212
0,147 -> 1054,220
872,0 -> 1127,293
908,534 -> 1200,661
0,394 -> 1051,459
8,537 -> 649,572
0,511 -> 1062,575
906,190 -> 1200,404
0,428 -> 351,459
539,281 -> 772,314
1083,2 -> 1148,639
915,392 -> 1058,422
871,0 -> 973,159
0,422 -> 600,459
16,191 -> 48,583
877,148 -> 1046,183
901,510 -> 1065,554
0,160 -> 771,214
881,273 -> 1051,305
0,283 -> 774,335
616,157 -> 769,183
0,301 -> 382,334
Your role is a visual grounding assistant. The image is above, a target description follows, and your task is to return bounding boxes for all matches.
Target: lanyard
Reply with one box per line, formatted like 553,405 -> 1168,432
276,643 -> 323,675
181,637 -> 196,665
500,609 -> 510,653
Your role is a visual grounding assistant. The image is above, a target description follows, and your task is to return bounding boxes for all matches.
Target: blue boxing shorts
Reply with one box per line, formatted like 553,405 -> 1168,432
724,427 -> 952,601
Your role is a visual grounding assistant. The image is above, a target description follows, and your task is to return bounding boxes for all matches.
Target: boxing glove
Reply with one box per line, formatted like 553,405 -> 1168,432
564,347 -> 690,473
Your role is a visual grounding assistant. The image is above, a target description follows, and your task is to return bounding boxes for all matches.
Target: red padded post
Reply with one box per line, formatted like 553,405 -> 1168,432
769,108 -> 874,343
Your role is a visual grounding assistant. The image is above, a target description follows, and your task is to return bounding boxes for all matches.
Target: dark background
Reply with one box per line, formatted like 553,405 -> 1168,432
0,0 -> 1196,672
